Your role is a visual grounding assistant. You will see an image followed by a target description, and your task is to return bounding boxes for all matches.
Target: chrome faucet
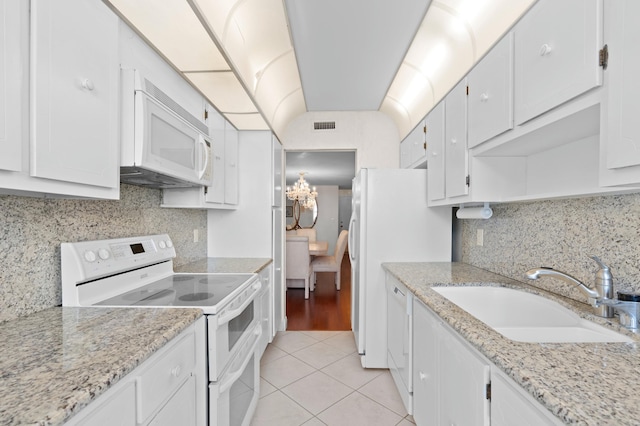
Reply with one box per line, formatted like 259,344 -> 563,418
525,256 -> 614,318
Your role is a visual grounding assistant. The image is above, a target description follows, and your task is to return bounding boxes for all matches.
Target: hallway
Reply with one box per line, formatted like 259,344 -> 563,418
286,253 -> 352,330
251,331 -> 413,426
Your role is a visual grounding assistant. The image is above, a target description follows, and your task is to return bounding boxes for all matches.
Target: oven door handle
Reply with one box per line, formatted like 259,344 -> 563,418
219,323 -> 262,393
217,280 -> 262,326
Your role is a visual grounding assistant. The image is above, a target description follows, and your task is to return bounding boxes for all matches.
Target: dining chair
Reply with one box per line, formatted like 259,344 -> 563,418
311,230 -> 348,292
285,235 -> 313,299
295,228 -> 317,242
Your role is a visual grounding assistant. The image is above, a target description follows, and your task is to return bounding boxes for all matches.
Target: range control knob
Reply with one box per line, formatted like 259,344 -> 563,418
166,239 -> 173,248
84,250 -> 97,263
98,248 -> 110,260
159,241 -> 166,249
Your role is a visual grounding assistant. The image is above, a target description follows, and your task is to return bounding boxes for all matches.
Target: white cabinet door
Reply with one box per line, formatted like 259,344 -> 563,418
468,33 -> 514,148
148,376 -> 197,426
412,299 -> 439,426
30,0 -> 118,188
439,327 -> 491,426
514,0 -> 603,125
426,101 -> 445,202
491,370 -> 563,426
207,106 -> 226,204
400,121 -> 425,168
603,0 -> 640,171
0,0 -> 24,172
386,276 -> 412,413
224,122 -> 239,205
445,78 -> 469,199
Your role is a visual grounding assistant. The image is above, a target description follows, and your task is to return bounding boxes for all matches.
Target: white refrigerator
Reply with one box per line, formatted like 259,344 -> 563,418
348,168 -> 452,368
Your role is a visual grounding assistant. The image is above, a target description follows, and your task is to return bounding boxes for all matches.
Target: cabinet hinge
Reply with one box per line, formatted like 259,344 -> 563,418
466,175 -> 470,186
423,125 -> 427,134
423,142 -> 427,150
204,109 -> 209,120
599,44 -> 608,70
466,85 -> 469,96
486,382 -> 492,401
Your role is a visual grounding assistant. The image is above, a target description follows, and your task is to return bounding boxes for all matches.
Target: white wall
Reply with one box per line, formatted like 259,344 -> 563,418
282,111 -> 400,170
207,131 -> 273,257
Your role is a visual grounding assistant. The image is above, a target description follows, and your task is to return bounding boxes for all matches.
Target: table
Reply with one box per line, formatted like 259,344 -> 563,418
309,241 -> 328,256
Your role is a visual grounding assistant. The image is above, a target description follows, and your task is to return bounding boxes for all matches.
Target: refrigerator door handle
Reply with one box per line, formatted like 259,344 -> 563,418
348,214 -> 357,262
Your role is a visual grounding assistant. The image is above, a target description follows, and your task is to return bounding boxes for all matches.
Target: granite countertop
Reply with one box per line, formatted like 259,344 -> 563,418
383,262 -> 640,425
175,257 -> 272,274
0,306 -> 202,426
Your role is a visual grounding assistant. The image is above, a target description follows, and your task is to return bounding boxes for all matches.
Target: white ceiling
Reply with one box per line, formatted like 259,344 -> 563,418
284,0 -> 431,112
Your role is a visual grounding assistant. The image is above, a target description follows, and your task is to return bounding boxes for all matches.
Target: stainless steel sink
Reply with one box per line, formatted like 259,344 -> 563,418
432,286 -> 633,343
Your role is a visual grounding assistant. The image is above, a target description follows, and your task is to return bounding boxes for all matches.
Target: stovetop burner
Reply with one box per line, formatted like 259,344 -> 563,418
178,292 -> 215,302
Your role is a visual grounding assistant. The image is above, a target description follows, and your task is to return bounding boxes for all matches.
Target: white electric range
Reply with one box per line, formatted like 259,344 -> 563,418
61,234 -> 261,426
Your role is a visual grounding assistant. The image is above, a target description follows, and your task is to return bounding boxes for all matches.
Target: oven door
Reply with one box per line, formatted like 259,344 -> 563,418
208,286 -> 261,381
210,322 -> 261,426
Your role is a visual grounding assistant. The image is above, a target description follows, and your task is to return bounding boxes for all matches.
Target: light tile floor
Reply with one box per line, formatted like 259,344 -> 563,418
251,331 -> 415,426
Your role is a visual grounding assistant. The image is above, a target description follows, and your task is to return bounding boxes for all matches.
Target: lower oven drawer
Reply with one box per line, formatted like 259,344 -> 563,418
210,325 -> 261,426
136,330 -> 197,423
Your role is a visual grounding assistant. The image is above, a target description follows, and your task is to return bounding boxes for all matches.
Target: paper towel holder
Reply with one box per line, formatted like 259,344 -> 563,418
456,202 -> 493,220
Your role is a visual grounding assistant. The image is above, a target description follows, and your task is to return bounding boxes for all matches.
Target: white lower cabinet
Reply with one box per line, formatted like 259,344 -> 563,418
258,264 -> 274,357
411,298 -> 560,426
66,318 -> 206,426
491,369 -> 563,426
386,275 -> 412,414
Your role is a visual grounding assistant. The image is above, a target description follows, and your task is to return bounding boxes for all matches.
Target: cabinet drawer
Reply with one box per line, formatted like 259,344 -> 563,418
136,331 -> 197,423
514,0 -> 602,125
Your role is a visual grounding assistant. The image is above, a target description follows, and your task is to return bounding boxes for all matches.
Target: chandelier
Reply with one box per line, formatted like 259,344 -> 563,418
286,172 -> 318,209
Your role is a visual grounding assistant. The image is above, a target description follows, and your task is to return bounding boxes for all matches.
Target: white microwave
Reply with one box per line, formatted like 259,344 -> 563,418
120,69 -> 213,189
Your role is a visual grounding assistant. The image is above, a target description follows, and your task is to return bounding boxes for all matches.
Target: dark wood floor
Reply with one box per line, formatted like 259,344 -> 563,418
286,253 -> 352,330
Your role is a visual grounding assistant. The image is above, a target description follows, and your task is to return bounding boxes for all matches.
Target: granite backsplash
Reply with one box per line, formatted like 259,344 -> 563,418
0,184 -> 207,323
460,192 -> 640,305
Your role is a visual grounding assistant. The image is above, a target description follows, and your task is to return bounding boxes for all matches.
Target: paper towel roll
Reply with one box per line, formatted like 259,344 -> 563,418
456,204 -> 493,219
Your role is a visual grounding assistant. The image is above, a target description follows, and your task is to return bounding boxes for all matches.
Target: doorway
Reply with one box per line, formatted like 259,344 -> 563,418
284,150 -> 356,330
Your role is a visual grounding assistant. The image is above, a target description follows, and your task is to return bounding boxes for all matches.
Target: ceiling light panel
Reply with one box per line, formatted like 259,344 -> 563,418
184,71 -> 257,113
106,0 -> 229,71
223,113 -> 270,130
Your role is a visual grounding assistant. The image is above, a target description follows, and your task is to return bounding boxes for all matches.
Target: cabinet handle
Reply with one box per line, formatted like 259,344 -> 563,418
539,43 -> 552,56
171,365 -> 182,377
480,93 -> 489,102
419,371 -> 428,381
432,151 -> 438,157
451,138 -> 457,145
81,78 -> 95,91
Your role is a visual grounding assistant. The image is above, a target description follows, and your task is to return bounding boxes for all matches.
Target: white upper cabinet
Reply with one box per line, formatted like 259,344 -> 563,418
514,0 -> 603,125
223,122 -> 239,205
468,33 -> 514,149
207,106 -> 226,204
30,0 -> 119,189
400,121 -> 426,168
0,0 -> 24,172
600,0 -> 640,186
272,135 -> 283,207
445,78 -> 469,200
425,101 -> 445,203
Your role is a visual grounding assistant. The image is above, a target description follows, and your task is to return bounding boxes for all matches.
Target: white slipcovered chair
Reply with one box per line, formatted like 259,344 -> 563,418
311,230 -> 349,292
285,235 -> 313,299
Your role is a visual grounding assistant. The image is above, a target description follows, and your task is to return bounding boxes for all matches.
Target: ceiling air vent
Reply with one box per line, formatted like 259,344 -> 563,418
313,121 -> 336,130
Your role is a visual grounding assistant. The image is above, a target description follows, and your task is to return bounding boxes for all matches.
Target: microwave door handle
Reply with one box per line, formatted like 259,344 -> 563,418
218,323 -> 262,393
197,135 -> 209,179
217,280 -> 262,326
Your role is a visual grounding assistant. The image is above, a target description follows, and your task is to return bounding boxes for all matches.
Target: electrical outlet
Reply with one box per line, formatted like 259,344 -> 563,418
193,229 -> 199,243
477,229 -> 484,246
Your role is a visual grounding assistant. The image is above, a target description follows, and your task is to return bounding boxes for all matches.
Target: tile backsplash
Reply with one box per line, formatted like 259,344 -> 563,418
460,193 -> 640,305
0,184 -> 207,323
